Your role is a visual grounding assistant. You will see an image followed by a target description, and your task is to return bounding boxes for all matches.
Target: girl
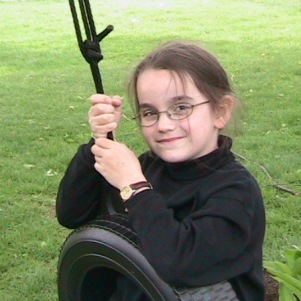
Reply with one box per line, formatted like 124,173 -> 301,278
56,40 -> 266,300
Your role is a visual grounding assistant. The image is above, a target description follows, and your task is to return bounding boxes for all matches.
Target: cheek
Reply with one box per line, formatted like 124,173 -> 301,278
194,108 -> 216,128
141,128 -> 153,142
180,112 -> 204,129
178,119 -> 192,135
182,112 -> 216,137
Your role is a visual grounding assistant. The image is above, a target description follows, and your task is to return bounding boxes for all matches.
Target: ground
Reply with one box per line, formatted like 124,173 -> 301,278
265,269 -> 279,301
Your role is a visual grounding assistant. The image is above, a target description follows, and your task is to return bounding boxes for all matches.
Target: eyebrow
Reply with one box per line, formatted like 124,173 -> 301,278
139,95 -> 193,109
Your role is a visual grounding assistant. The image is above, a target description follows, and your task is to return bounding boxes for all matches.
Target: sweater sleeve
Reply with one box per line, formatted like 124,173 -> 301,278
124,174 -> 264,287
56,139 -> 107,228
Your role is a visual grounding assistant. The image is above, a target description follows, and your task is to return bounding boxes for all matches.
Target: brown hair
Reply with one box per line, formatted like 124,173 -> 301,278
128,40 -> 238,119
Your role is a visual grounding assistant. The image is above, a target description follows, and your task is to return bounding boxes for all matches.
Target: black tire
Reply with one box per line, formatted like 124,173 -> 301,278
57,214 -> 178,301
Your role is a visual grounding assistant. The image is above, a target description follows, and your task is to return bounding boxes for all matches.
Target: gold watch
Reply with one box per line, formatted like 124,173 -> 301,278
120,181 -> 152,201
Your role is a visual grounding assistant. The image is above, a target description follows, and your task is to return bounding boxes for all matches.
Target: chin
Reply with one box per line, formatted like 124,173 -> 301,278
156,151 -> 191,163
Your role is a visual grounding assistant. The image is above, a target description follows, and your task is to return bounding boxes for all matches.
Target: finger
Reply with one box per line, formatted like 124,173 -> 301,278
89,110 -> 116,124
94,162 -> 102,175
92,122 -> 118,136
91,143 -> 102,157
91,141 -> 113,159
90,94 -> 112,106
89,103 -> 115,117
90,94 -> 123,108
94,138 -> 114,149
89,113 -> 117,136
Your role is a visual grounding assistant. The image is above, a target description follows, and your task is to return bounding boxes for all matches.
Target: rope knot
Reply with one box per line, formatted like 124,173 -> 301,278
81,40 -> 103,64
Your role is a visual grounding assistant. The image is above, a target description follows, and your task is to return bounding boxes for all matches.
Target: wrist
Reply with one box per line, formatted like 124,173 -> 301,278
132,186 -> 152,197
120,181 -> 153,202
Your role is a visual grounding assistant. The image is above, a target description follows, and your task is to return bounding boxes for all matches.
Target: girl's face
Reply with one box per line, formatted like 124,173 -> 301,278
136,69 -> 227,163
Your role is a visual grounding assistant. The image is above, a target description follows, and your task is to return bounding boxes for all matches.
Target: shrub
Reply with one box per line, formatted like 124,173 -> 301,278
265,246 -> 301,301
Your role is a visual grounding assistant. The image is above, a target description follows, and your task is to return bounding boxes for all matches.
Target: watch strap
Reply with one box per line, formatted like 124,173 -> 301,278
120,181 -> 152,201
130,181 -> 152,190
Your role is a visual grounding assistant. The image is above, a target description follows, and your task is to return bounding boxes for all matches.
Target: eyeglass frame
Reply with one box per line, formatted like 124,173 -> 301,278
133,100 -> 210,127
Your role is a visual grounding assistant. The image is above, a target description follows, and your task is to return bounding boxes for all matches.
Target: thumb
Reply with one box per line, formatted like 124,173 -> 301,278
112,95 -> 123,106
112,95 -> 123,114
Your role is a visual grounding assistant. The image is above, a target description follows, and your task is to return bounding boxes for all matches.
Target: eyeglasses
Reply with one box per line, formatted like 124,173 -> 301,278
134,100 -> 210,127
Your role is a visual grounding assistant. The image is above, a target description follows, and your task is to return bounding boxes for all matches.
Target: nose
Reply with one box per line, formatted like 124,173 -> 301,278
156,111 -> 176,132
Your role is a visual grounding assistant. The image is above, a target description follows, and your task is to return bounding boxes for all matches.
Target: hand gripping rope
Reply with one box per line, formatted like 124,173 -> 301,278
57,2 -> 239,300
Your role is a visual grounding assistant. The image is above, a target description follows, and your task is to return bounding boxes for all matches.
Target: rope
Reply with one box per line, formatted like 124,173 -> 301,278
68,0 -> 114,140
78,0 -> 94,40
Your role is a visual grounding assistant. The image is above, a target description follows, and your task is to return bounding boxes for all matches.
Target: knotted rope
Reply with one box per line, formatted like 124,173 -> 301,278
69,0 -> 114,139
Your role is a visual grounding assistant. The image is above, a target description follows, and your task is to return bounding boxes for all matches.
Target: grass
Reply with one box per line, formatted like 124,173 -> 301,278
0,0 -> 300,300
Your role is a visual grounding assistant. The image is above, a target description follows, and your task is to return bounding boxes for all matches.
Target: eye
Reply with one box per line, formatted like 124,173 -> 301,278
141,109 -> 158,118
173,103 -> 191,113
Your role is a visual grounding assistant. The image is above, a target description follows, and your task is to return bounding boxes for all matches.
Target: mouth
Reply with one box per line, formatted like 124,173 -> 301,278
156,137 -> 184,144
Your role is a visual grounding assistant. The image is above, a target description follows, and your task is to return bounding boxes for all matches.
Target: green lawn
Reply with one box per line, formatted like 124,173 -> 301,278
0,0 -> 300,300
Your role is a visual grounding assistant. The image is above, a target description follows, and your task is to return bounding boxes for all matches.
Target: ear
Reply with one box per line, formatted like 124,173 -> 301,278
213,95 -> 235,130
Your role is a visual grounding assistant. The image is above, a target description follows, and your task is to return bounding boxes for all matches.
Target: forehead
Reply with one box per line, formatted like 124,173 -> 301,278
137,69 -> 195,100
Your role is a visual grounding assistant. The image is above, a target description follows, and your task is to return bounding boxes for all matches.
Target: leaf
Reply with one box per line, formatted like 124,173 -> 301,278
292,258 -> 301,278
265,261 -> 292,276
274,273 -> 301,298
45,169 -> 58,177
265,247 -> 301,300
23,164 -> 35,169
279,285 -> 296,301
285,248 -> 301,272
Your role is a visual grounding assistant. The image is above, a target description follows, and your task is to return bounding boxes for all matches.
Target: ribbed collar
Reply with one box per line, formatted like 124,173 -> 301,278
165,135 -> 235,180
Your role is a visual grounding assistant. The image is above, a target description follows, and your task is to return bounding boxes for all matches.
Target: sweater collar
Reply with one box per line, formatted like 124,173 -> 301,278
165,135 -> 235,180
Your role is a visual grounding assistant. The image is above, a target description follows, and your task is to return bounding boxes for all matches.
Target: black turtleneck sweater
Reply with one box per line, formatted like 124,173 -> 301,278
56,136 -> 265,301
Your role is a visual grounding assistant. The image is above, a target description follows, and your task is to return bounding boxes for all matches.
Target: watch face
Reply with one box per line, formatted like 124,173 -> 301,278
120,186 -> 133,200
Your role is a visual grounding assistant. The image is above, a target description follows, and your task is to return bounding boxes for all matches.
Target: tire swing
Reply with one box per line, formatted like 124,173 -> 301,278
57,214 -> 239,301
58,1 -> 239,300
57,214 -> 177,301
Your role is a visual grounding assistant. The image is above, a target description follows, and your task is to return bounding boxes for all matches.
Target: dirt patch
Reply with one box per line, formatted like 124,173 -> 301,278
265,269 -> 279,301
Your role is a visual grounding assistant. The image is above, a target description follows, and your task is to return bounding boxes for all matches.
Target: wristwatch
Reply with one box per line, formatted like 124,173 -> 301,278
120,181 -> 153,201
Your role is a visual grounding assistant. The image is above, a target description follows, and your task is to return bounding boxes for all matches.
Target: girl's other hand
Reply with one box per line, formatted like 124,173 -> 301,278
91,138 -> 146,190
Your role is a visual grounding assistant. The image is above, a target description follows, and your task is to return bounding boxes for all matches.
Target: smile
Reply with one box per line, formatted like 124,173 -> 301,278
157,137 -> 184,144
